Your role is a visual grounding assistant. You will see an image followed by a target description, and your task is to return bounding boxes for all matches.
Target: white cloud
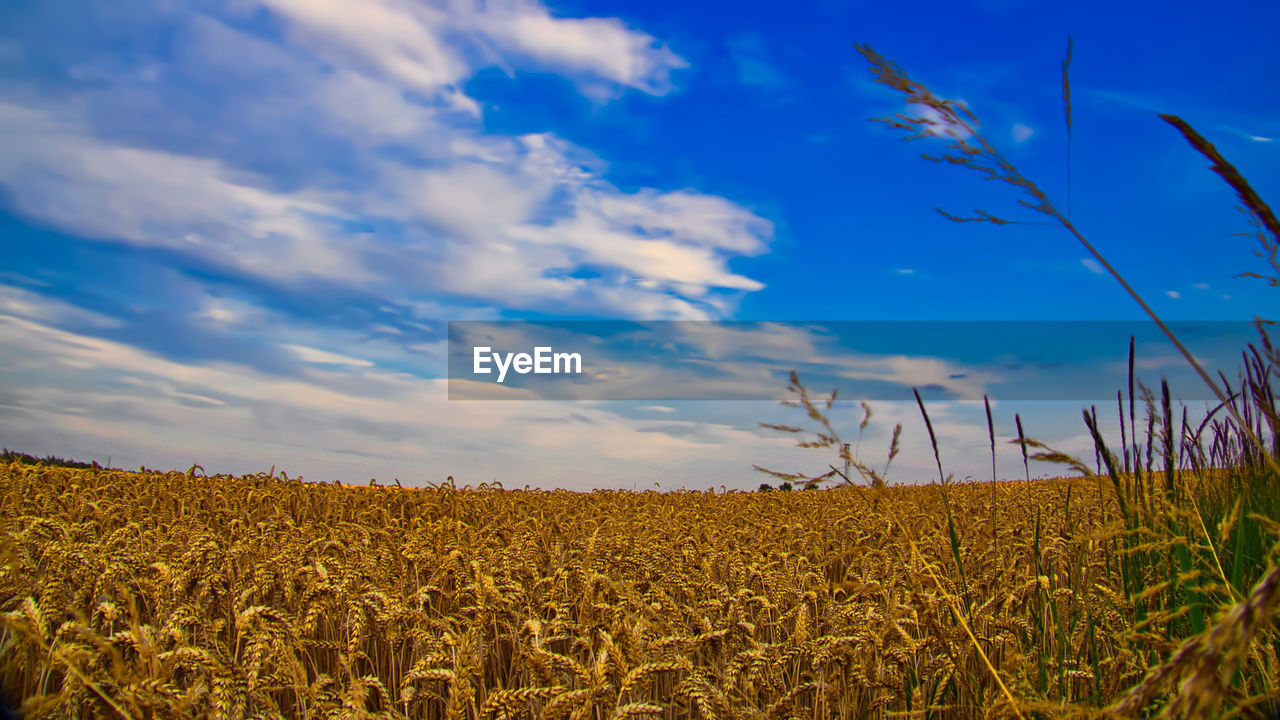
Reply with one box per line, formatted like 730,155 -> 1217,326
482,6 -> 688,97
0,4 -> 768,319
1081,258 -> 1104,274
251,0 -> 687,100
314,69 -> 474,139
1165,290 -> 1181,299
1198,124 -> 1275,145
401,159 -> 552,240
0,311 -> 806,488
590,190 -> 771,255
896,268 -> 916,275
450,183 -> 772,315
0,307 -> 1115,489
910,102 -> 974,141
0,102 -> 366,284
0,1 -> 789,488
199,305 -> 240,325
654,323 -> 1005,402
117,376 -> 228,407
1192,282 -> 1210,290
1128,354 -> 1209,371
251,0 -> 473,92
282,344 -> 375,367
0,284 -> 124,329
0,289 -> 1143,488
1012,123 -> 1034,143
194,294 -> 271,327
832,356 -> 1003,402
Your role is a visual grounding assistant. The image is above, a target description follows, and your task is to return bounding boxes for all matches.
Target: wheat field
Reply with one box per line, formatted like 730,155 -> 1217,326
3,459 -> 1277,719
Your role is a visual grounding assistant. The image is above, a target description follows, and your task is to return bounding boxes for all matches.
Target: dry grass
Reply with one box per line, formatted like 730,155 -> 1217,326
1,461 -> 1277,719
749,39 -> 1280,719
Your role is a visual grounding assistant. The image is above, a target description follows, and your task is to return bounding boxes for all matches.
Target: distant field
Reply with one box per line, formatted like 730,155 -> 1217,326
6,461 -> 1253,719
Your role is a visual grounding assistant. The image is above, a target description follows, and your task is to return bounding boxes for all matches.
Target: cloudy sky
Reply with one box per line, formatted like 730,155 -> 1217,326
1,0 -> 1276,490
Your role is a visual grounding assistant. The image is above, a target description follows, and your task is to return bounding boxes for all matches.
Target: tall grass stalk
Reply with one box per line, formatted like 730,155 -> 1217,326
759,40 -> 1280,717
853,41 -> 1279,482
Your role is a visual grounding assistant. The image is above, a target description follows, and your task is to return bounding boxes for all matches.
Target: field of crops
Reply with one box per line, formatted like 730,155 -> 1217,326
5,461 -> 1275,719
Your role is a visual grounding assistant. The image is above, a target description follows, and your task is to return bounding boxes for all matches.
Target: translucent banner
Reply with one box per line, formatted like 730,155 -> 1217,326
447,320 -> 1269,401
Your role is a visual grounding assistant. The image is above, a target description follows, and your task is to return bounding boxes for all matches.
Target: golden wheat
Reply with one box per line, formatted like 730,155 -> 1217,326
2,462 -> 1277,718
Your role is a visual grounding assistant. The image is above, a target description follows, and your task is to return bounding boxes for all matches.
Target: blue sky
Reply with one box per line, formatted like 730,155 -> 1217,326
1,0 -> 1276,489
